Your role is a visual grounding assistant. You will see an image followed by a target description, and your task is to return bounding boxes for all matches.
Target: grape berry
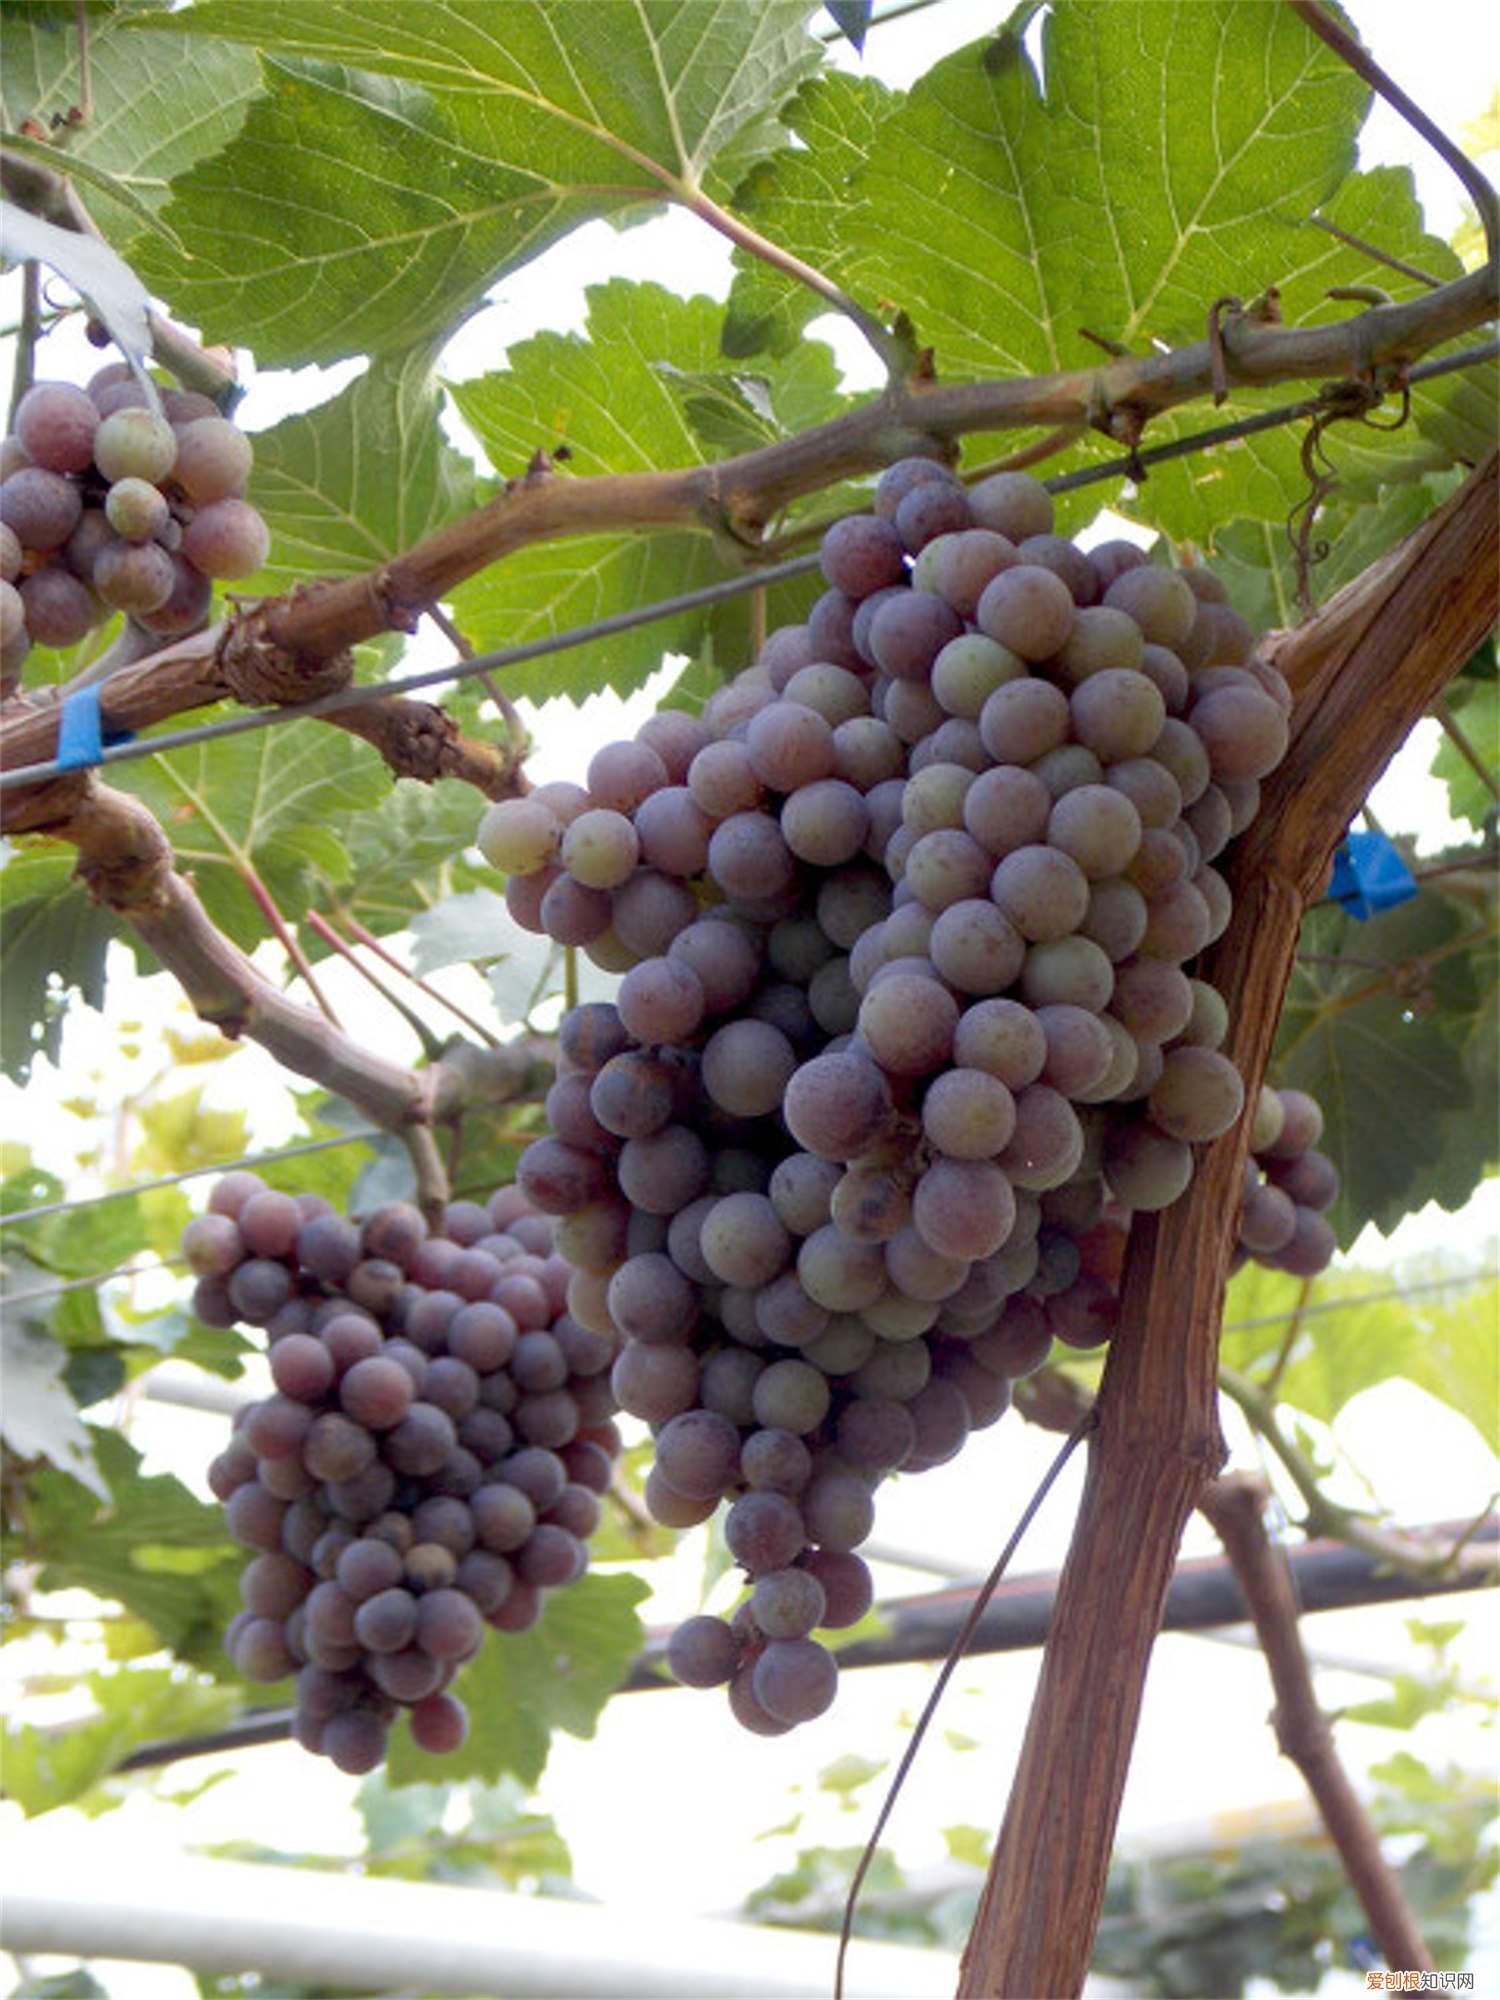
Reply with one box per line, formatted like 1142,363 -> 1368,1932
0,365 -> 269,693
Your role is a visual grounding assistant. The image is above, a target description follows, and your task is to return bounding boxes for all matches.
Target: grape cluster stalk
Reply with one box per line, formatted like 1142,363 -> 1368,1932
190,1174 -> 621,1773
0,365 -> 270,692
476,461 -> 1338,1736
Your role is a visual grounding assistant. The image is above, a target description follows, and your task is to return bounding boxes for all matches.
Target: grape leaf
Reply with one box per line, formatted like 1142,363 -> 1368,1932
0,207 -> 155,377
722,70 -> 898,359
136,1 -> 822,363
0,8 -> 261,241
0,845 -> 116,1086
1206,474 -> 1457,633
407,886 -> 518,974
730,2 -> 1368,380
251,347 -> 481,590
2,1663 -> 240,1816
317,776 -> 490,938
447,280 -> 834,700
1221,1262 -> 1500,1457
0,1316 -> 108,1500
724,7 -> 1471,538
383,1570 -> 649,1788
25,1426 -> 242,1664
1431,679 -> 1499,834
117,721 -> 389,948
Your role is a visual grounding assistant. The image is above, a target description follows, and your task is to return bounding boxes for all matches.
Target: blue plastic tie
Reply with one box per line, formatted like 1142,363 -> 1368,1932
55,684 -> 133,773
1327,829 -> 1418,921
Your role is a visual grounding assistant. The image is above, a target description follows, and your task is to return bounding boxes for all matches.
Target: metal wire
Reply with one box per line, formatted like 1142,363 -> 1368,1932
0,1128 -> 384,1228
0,550 -> 824,793
1220,1269 -> 1490,1333
2,339 -> 1491,798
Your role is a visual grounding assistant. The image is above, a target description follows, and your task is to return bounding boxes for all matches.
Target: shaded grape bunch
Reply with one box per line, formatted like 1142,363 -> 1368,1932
0,365 -> 269,694
485,459 -> 1316,1733
1234,1084 -> 1339,1277
192,1173 -> 621,1773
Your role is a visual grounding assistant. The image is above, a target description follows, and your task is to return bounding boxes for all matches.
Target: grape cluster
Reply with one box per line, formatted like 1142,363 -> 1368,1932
1236,1084 -> 1340,1276
0,367 -> 269,692
190,1172 -> 621,1774
478,460 -> 1328,1733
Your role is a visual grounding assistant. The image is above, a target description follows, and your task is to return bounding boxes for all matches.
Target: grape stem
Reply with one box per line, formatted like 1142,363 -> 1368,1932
402,1121 -> 451,1228
1308,214 -> 1445,291
1216,1365 -> 1499,1584
4,320 -> 1495,804
674,178 -> 907,378
6,262 -> 41,430
1258,1274 -> 1315,1399
338,913 -> 505,1050
303,909 -> 444,1059
236,858 -> 341,1028
73,0 -> 93,128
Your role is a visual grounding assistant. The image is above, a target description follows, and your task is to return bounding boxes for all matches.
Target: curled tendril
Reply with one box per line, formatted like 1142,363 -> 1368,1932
1286,375 -> 1413,616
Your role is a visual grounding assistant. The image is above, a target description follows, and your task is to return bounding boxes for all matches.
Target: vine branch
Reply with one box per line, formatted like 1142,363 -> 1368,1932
1219,1365 -> 1500,1584
1198,1472 -> 1436,1974
4,773 -> 547,1134
1,277 -> 1493,805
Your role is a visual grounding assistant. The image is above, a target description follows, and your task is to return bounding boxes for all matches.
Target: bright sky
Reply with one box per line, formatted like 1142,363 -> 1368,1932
3,4 -> 1497,1995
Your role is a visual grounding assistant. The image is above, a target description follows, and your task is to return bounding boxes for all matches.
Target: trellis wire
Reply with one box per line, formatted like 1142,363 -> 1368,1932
2,338 -> 1491,798
0,1127 -> 385,1228
0,1253 -> 183,1310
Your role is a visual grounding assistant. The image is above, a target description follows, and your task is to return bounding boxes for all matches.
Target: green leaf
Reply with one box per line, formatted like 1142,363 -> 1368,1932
27,1426 -> 242,1664
722,70 -> 898,359
0,130 -> 184,252
384,1570 -> 648,1788
0,1318 -> 108,1500
1432,679 -> 1499,834
2,1171 -> 162,1281
1276,880 -> 1499,1239
944,1823 -> 991,1870
0,7 -> 261,241
3,1662 -> 239,1816
134,1085 -> 248,1178
6,1971 -> 109,2000
321,778 -> 490,939
117,721 -> 388,949
449,280 -> 813,700
818,1752 -> 886,1799
0,845 -> 116,1086
1206,477 -> 1453,632
407,887 -> 517,974
138,1 -> 821,362
1221,1262 -> 1500,1456
731,3 -> 1368,382
251,347 -> 481,590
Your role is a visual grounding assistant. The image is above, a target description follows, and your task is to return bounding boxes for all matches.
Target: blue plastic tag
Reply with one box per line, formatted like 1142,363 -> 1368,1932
1327,830 -> 1419,921
55,684 -> 133,772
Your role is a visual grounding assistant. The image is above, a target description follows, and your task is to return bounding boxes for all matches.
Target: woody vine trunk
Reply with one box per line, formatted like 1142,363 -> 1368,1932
958,448 -> 1500,1998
